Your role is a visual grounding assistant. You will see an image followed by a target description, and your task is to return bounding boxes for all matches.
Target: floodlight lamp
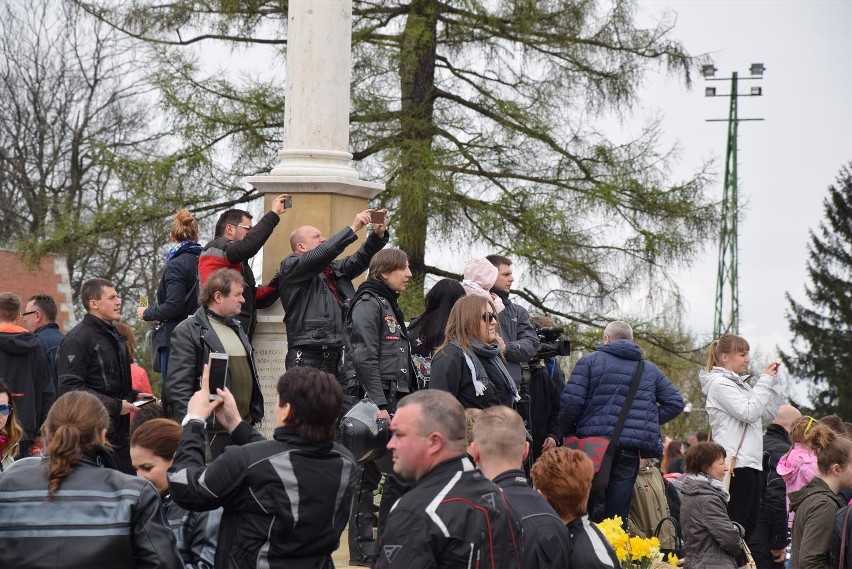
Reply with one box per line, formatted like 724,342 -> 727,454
750,86 -> 762,96
705,87 -> 717,97
750,63 -> 765,77
702,64 -> 717,78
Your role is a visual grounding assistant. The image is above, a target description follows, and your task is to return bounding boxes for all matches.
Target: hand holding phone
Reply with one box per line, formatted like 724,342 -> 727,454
133,398 -> 157,408
139,295 -> 148,308
208,353 -> 229,400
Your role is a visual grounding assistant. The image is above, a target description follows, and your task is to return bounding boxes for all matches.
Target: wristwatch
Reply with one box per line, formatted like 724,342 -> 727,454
181,414 -> 206,427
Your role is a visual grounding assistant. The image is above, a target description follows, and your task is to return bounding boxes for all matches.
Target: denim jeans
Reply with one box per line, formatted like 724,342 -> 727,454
589,446 -> 641,526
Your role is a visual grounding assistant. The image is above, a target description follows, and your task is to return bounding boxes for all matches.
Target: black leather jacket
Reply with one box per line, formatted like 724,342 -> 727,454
0,451 -> 182,568
163,494 -> 221,569
376,456 -> 523,569
278,227 -> 388,348
346,289 -> 412,409
57,314 -> 135,443
493,469 -> 571,569
165,307 -> 263,426
169,421 -> 358,569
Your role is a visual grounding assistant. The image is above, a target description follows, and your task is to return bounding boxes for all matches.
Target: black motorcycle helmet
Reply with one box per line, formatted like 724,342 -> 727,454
338,400 -> 391,463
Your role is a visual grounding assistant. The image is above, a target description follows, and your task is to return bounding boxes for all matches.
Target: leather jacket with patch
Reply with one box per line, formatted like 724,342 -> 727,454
278,227 -> 388,349
346,289 -> 412,409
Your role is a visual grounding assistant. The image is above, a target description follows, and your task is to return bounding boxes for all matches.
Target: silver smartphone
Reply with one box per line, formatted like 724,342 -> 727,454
208,352 -> 229,400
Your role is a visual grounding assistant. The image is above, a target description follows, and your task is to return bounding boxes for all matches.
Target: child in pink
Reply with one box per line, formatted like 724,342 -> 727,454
777,415 -> 818,527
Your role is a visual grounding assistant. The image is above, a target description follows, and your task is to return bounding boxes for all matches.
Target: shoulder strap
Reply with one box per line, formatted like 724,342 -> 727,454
611,360 -> 645,447
734,423 -> 748,456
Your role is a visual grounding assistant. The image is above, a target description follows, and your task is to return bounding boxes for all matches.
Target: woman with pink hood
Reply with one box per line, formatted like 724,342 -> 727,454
461,257 -> 505,313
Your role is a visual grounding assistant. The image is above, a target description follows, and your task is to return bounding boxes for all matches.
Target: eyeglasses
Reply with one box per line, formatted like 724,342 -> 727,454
0,403 -> 11,416
21,310 -> 39,317
232,223 -> 252,231
481,312 -> 497,323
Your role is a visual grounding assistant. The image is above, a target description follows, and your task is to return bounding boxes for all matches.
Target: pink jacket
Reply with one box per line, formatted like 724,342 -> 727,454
777,442 -> 818,526
777,442 -> 818,495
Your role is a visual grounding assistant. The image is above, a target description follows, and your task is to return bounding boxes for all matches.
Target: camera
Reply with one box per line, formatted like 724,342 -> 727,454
283,195 -> 293,208
532,325 -> 571,361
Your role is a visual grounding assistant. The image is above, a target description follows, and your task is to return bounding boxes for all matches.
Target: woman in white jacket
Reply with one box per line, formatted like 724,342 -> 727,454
698,334 -> 784,542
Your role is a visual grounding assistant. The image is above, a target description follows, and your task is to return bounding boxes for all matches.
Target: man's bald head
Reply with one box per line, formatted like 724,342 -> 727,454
773,404 -> 802,433
290,225 -> 325,254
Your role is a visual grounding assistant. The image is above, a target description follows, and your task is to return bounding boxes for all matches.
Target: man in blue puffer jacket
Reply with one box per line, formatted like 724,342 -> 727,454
559,320 -> 684,525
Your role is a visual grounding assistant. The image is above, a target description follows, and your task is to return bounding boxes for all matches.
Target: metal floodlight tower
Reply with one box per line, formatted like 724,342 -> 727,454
704,64 -> 765,338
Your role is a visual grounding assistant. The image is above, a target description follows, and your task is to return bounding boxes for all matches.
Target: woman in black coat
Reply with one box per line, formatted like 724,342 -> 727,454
430,295 -> 518,409
137,209 -> 202,382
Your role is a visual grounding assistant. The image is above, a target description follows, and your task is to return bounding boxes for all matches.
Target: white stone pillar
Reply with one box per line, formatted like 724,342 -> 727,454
271,0 -> 359,179
246,0 -> 384,437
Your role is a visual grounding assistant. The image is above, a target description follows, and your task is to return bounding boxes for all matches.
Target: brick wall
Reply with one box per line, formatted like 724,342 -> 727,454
0,250 -> 75,332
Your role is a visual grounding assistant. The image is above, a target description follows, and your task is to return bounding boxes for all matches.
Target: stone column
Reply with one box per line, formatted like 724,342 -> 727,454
246,0 -> 384,436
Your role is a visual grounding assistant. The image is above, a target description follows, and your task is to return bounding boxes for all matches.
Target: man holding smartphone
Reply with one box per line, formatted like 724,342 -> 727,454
167,268 -> 264,458
278,209 -> 389,388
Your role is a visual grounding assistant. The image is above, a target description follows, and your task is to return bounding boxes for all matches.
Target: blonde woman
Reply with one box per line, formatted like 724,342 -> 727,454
699,334 -> 784,539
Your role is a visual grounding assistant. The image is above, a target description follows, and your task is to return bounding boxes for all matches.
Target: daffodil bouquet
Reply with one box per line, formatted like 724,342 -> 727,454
596,516 -> 680,568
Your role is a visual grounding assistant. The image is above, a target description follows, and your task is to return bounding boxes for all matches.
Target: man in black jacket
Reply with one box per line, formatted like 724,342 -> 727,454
0,292 -> 54,458
199,194 -> 289,340
278,209 -> 388,381
377,390 -> 522,569
470,406 -> 571,569
57,278 -> 152,473
748,404 -> 800,569
166,268 -> 264,458
168,366 -> 358,569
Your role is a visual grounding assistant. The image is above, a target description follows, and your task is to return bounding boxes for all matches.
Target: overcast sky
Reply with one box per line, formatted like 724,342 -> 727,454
631,0 -> 852,397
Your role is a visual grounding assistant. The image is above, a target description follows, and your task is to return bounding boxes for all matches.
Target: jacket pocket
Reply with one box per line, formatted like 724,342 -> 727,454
304,319 -> 331,340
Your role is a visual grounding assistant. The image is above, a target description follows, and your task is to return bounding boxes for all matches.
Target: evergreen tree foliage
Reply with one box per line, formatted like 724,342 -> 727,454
782,162 -> 852,418
71,0 -> 717,324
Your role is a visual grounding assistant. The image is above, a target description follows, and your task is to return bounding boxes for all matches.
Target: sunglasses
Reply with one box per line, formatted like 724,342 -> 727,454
481,312 -> 497,323
0,403 -> 11,416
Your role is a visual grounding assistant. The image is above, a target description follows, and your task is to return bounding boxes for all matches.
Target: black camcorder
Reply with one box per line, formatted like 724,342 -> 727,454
532,325 -> 571,360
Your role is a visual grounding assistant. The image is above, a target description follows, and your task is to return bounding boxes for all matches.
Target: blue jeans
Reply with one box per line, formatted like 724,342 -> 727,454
589,446 -> 641,526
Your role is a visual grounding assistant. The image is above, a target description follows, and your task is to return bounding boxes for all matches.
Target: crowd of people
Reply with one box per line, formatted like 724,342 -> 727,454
0,201 -> 850,569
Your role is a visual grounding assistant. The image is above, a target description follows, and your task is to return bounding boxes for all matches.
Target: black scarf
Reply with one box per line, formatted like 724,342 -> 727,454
470,339 -> 518,401
351,279 -> 408,335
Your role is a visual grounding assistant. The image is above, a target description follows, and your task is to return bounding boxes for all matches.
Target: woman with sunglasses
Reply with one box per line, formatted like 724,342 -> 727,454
130,418 -> 220,568
0,380 -> 24,472
430,295 -> 518,409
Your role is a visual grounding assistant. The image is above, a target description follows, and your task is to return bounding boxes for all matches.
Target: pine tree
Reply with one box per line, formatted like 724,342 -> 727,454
781,162 -> 852,418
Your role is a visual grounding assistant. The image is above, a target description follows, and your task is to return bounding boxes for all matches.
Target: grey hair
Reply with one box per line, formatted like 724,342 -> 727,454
603,320 -> 633,342
397,390 -> 467,449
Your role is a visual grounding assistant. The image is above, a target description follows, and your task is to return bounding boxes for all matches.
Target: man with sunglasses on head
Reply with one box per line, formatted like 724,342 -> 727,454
0,292 -> 54,459
21,294 -> 64,393
199,194 -> 290,340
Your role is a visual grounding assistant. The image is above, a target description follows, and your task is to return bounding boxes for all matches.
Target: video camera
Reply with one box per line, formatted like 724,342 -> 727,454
532,325 -> 571,360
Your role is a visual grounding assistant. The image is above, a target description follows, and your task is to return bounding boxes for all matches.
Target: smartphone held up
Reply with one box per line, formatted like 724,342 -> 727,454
369,209 -> 387,226
208,353 -> 229,400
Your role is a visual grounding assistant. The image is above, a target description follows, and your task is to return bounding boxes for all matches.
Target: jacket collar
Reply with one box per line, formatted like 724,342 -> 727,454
419,455 -> 474,483
766,422 -> 791,444
493,468 -> 529,488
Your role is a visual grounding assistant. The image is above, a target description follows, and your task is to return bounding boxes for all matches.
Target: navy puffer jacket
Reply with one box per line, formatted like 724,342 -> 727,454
558,340 -> 684,457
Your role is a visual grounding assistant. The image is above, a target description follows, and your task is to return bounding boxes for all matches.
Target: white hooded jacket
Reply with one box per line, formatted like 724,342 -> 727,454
698,366 -> 784,471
